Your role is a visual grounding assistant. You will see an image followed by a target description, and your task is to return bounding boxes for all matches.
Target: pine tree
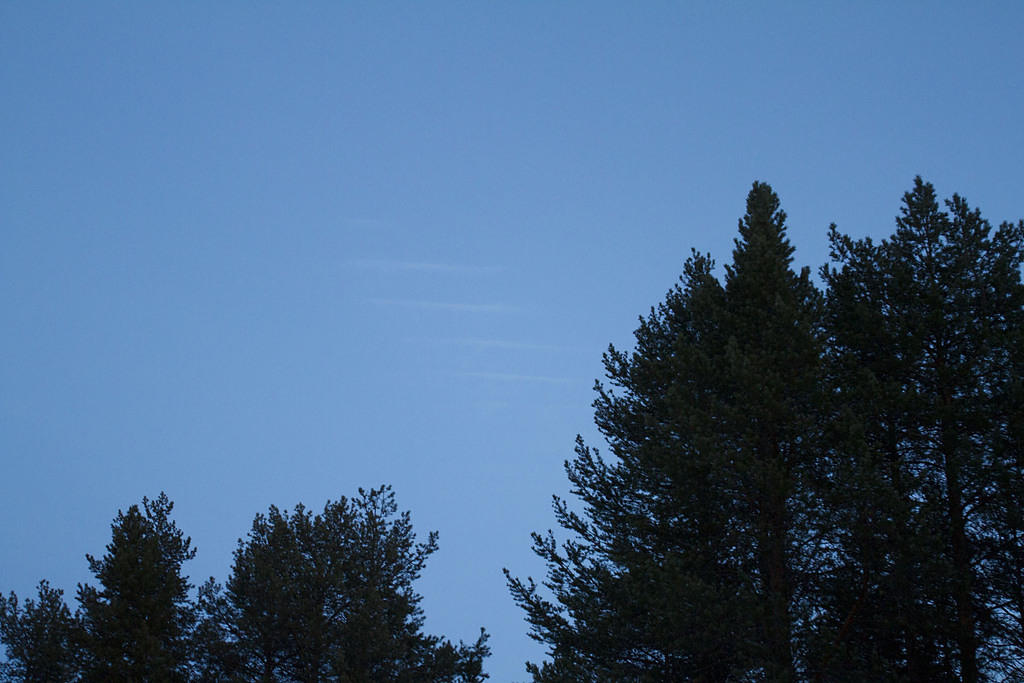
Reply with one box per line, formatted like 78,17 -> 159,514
76,492 -> 197,681
506,182 -> 827,681
201,485 -> 490,682
820,178 -> 1024,681
0,581 -> 81,682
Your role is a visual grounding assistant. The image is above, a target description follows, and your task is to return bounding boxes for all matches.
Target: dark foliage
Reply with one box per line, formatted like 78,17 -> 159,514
2,488 -> 489,682
0,581 -> 80,682
76,492 -> 197,682
508,178 -> 1024,682
4,178 -> 1019,682
507,182 -> 828,680
818,178 -> 1024,681
198,485 -> 490,682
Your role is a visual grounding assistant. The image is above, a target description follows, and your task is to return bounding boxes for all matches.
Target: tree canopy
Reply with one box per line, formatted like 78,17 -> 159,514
0,581 -> 80,682
74,493 -> 197,682
4,177 -> 1021,682
1,489 -> 489,682
818,179 -> 1024,680
507,178 -> 1024,682
199,486 -> 489,681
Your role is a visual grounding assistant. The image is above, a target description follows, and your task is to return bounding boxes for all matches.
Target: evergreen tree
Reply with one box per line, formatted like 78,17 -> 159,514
821,179 -> 1024,681
76,492 -> 197,681
507,182 -> 827,681
0,581 -> 81,682
201,485 -> 490,682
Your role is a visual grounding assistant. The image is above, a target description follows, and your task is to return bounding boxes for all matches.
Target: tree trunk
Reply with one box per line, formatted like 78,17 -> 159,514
761,451 -> 795,682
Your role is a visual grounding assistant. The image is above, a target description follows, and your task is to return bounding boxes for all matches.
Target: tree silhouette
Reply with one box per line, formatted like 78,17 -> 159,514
507,182 -> 828,680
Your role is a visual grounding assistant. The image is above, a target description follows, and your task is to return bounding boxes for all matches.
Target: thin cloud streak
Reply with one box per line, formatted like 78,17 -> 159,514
367,298 -> 517,313
348,258 -> 503,274
345,218 -> 388,228
427,338 -> 585,352
459,371 -> 573,384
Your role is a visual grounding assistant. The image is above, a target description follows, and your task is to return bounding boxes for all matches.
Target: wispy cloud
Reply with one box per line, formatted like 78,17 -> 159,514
347,259 -> 503,274
425,338 -> 583,352
345,218 -> 387,228
367,298 -> 517,313
459,371 -> 573,384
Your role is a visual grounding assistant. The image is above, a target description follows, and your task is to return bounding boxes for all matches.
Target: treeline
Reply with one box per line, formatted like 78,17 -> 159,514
4,178 -> 1023,682
506,178 -> 1024,681
1,487 -> 489,682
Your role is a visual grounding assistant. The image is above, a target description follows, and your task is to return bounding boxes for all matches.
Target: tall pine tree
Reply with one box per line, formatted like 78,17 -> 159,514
507,182 -> 826,681
76,493 -> 197,681
821,178 -> 1024,681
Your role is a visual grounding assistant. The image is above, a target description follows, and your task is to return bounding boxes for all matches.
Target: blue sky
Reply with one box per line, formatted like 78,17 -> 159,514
2,3 -> 1023,679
